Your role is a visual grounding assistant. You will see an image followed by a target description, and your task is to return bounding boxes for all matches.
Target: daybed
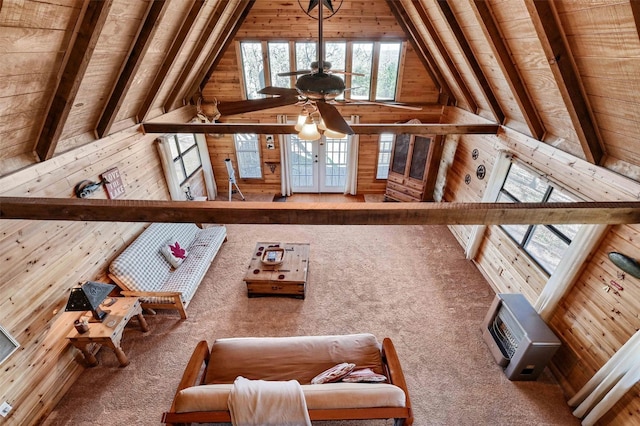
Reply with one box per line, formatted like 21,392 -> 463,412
108,222 -> 226,319
162,333 -> 413,425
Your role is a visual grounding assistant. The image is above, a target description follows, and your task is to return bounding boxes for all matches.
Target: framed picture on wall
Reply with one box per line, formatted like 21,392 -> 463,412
0,325 -> 20,365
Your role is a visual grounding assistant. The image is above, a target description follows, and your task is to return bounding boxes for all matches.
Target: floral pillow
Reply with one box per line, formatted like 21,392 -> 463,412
311,362 -> 355,384
160,239 -> 189,268
341,368 -> 387,383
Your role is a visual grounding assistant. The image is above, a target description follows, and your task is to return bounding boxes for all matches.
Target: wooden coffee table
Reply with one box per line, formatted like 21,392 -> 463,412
244,242 -> 310,299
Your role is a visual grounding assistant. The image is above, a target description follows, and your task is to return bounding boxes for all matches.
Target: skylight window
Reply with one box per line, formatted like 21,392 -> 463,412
239,40 -> 403,101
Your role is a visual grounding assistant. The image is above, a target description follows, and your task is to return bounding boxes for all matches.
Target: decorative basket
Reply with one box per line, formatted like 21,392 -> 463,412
261,247 -> 285,266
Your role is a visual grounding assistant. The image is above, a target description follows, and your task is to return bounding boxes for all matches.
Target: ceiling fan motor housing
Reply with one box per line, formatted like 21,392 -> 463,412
296,73 -> 345,100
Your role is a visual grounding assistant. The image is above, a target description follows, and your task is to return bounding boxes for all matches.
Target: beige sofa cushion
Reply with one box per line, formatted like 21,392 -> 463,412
204,334 -> 384,385
175,383 -> 406,413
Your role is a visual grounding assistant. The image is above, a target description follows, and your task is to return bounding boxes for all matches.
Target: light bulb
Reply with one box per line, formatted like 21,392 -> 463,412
323,128 -> 346,139
294,114 -> 307,131
298,118 -> 321,140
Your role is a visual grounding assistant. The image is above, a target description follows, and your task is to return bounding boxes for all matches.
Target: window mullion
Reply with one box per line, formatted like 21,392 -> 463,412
261,40 -> 270,89
344,41 -> 353,100
370,42 -> 381,101
395,42 -> 407,100
289,40 -> 296,88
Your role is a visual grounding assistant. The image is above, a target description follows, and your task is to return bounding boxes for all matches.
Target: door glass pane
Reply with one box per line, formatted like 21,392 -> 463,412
409,136 -> 430,180
351,42 -> 373,99
376,42 -> 401,100
324,136 -> 348,188
268,42 -> 291,88
290,136 -> 314,188
391,134 -> 410,174
169,136 -> 180,159
240,42 -> 265,99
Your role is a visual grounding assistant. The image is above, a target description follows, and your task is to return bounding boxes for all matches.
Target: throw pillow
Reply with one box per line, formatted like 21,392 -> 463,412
341,368 -> 387,383
311,362 -> 355,384
161,240 -> 189,268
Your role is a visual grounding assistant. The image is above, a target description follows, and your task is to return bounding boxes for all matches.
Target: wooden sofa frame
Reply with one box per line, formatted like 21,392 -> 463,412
162,338 -> 413,425
107,275 -> 188,319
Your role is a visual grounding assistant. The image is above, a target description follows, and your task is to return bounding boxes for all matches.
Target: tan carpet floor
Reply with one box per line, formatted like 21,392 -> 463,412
44,224 -> 579,426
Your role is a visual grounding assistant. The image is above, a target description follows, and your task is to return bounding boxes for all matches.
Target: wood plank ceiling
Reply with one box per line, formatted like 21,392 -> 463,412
1,0 -> 639,183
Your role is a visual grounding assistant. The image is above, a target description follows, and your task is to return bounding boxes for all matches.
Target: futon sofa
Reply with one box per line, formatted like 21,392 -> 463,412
108,222 -> 226,319
162,333 -> 413,425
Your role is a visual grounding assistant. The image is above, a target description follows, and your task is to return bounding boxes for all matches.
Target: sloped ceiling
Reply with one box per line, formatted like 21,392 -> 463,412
1,0 -> 639,181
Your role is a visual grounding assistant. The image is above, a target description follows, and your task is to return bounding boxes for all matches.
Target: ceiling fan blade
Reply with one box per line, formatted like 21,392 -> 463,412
217,96 -> 299,116
315,100 -> 354,135
258,86 -> 300,97
339,99 -> 423,111
330,70 -> 365,77
277,70 -> 311,77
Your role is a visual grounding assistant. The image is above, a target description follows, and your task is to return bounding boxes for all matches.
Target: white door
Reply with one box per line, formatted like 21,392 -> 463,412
289,135 -> 349,193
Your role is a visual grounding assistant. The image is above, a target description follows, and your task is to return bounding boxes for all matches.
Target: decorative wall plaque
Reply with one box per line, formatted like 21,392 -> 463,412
102,167 -> 125,199
476,164 -> 486,180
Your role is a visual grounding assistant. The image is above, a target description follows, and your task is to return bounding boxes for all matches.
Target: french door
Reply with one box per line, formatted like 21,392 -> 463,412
289,135 -> 349,193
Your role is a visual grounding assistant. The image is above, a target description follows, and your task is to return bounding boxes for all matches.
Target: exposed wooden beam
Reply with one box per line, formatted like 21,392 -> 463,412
141,122 -> 500,135
410,0 -> 478,113
1,198 -> 638,225
34,0 -> 112,161
163,0 -> 229,112
631,1 -> 640,42
96,0 -> 169,138
437,0 -> 505,123
472,0 -> 544,140
137,0 -> 206,122
386,0 -> 453,103
186,0 -> 256,103
525,0 -> 604,165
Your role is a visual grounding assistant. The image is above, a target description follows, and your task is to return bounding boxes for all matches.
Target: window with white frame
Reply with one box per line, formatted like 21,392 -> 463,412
239,40 -> 403,102
376,134 -> 394,179
167,134 -> 202,185
498,162 -> 580,275
234,134 -> 262,178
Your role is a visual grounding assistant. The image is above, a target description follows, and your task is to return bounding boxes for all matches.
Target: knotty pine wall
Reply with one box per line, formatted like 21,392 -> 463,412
441,107 -> 640,425
0,128 -> 169,425
205,104 -> 442,196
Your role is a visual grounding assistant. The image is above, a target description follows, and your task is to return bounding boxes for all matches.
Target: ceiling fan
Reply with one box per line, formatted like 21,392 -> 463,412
212,1 -> 421,137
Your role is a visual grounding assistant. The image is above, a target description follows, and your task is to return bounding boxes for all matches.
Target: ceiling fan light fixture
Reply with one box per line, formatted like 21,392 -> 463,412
294,113 -> 307,131
323,127 -> 346,139
298,116 -> 321,141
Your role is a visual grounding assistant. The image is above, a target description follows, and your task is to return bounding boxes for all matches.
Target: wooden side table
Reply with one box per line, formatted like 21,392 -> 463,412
67,297 -> 148,367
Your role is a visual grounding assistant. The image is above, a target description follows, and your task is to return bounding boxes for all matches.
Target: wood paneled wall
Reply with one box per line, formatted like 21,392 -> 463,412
204,104 -> 442,196
0,128 -> 169,426
442,107 -> 640,426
